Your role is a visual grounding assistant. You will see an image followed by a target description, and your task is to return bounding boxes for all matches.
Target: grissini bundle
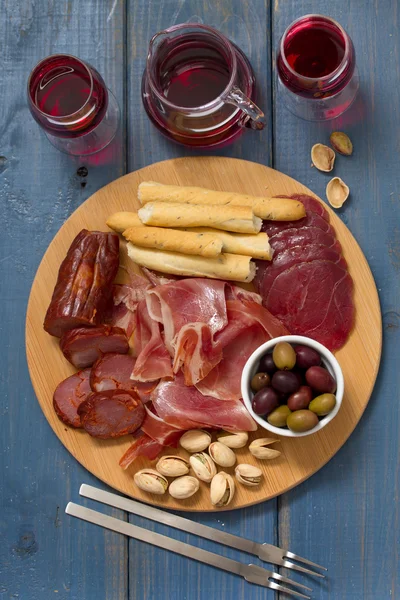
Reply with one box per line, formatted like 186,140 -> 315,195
138,201 -> 262,234
106,212 -> 143,233
138,181 -> 306,221
126,243 -> 256,283
123,226 -> 223,258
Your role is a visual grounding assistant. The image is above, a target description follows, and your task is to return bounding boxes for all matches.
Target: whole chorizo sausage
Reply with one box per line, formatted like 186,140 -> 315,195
44,229 -> 119,337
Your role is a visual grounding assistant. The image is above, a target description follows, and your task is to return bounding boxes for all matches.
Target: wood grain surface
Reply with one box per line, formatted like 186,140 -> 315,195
1,0 -> 399,599
26,156 -> 381,512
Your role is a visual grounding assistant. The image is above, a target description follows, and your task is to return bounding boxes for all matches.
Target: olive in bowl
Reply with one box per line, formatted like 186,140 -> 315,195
241,335 -> 344,438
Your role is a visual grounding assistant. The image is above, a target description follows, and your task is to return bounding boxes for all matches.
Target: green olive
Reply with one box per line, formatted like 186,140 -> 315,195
250,372 -> 271,392
309,393 -> 336,416
272,342 -> 296,370
267,405 -> 292,428
287,410 -> 319,433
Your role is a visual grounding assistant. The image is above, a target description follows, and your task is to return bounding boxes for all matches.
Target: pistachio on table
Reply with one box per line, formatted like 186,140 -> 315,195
235,464 -> 263,487
134,469 -> 168,495
208,441 -> 236,467
210,472 -> 235,507
311,143 -> 335,172
249,438 -> 281,460
217,430 -> 249,449
179,429 -> 211,453
189,452 -> 217,483
169,476 -> 200,500
326,176 -> 350,208
156,455 -> 190,477
330,131 -> 353,156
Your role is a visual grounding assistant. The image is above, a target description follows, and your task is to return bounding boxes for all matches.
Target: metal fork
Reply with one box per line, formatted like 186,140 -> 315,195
80,484 -> 327,578
66,501 -> 313,598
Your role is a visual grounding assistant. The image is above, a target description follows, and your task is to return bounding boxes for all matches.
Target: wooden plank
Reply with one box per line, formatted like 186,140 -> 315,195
273,2 -> 400,598
0,1 -> 127,598
126,2 -> 277,599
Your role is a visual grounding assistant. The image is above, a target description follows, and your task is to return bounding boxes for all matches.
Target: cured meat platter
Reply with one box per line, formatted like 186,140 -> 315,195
26,157 -> 382,511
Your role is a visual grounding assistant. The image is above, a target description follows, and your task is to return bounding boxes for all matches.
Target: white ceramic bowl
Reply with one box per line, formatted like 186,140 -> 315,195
241,335 -> 344,438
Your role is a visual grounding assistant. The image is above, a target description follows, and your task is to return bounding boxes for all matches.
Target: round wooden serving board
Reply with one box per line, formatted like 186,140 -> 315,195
26,157 -> 382,511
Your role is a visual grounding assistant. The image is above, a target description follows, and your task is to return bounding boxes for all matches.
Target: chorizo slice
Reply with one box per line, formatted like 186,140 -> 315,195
44,229 -> 119,337
53,369 -> 91,428
60,325 -> 129,369
90,353 -> 157,401
77,389 -> 145,439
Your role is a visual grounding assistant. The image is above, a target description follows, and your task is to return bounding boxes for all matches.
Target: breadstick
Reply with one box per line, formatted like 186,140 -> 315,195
138,202 -> 262,234
138,181 -> 306,221
123,226 -> 223,258
126,243 -> 256,283
181,227 -> 272,260
107,212 -> 143,233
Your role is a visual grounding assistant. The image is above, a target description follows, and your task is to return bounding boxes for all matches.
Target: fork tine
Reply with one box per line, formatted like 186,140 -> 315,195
284,551 -> 328,571
281,559 -> 326,578
269,572 -> 312,592
267,581 -> 311,599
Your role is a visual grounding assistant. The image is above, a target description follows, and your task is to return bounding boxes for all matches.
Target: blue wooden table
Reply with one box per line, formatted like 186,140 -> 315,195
1,1 -> 399,599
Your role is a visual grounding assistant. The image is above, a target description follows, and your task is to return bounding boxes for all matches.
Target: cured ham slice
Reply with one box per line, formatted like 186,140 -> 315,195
119,434 -> 163,469
90,353 -> 157,401
196,300 -> 289,400
141,406 -> 184,446
107,274 -> 152,338
151,373 -> 257,431
53,368 -> 91,428
262,212 -> 333,237
172,322 -> 223,385
269,227 -> 341,254
264,259 -> 354,351
131,299 -> 173,381
60,325 -> 129,368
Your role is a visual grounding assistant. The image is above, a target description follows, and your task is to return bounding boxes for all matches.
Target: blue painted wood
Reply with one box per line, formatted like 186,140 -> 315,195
1,1 -> 398,599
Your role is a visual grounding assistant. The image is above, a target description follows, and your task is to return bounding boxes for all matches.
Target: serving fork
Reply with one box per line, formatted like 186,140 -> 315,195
66,484 -> 327,599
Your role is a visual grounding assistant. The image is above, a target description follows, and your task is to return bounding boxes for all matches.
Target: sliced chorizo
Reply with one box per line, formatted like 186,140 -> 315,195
60,325 -> 129,369
53,369 -> 91,428
90,353 -> 157,401
77,389 -> 145,439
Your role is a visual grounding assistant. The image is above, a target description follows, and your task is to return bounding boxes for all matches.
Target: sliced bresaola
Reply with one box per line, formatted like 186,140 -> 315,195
262,212 -> 333,237
53,368 -> 91,428
289,194 -> 329,221
131,299 -> 173,381
90,353 -> 157,401
119,434 -> 164,469
269,227 -> 342,254
141,405 -> 184,446
60,325 -> 129,369
151,372 -> 257,431
256,244 -> 347,297
264,259 -> 354,351
195,300 -> 289,400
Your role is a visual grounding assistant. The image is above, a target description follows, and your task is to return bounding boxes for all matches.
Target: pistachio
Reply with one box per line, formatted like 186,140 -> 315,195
330,131 -> 353,156
179,429 -> 211,453
235,464 -> 263,487
189,452 -> 217,483
326,177 -> 350,209
217,430 -> 249,449
210,472 -> 235,507
156,455 -> 190,477
169,476 -> 200,500
208,441 -> 236,467
249,438 -> 281,460
134,469 -> 168,495
311,143 -> 335,172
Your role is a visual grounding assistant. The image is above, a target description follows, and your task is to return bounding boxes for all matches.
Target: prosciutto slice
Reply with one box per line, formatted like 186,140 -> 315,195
269,227 -> 341,254
264,259 -> 354,351
141,406 -> 184,446
196,300 -> 289,400
119,434 -> 163,469
151,373 -> 257,431
172,322 -> 223,385
131,299 -> 173,381
107,274 -> 152,338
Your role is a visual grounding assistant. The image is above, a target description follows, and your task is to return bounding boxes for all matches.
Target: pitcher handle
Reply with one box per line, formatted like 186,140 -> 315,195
224,86 -> 266,130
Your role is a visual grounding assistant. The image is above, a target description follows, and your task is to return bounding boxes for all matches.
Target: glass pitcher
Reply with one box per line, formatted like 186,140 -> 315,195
141,23 -> 266,148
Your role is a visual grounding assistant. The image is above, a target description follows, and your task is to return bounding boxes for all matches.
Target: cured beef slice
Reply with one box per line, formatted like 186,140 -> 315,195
269,227 -> 341,254
44,230 -> 119,337
60,325 -> 129,368
262,212 -> 333,237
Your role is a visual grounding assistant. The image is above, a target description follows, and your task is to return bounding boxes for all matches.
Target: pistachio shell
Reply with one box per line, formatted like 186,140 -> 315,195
179,429 -> 211,453
156,455 -> 190,477
249,438 -> 281,460
208,442 -> 236,467
169,476 -> 200,499
134,469 -> 168,495
311,143 -> 335,172
235,464 -> 263,487
189,452 -> 217,483
210,472 -> 235,507
217,430 -> 249,449
330,131 -> 353,156
326,177 -> 350,208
